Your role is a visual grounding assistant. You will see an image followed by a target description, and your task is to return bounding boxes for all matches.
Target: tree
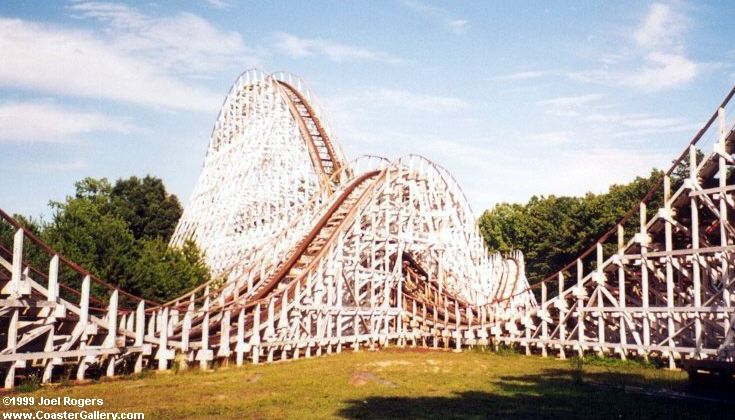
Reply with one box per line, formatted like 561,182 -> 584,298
128,239 -> 209,302
0,213 -> 47,277
35,176 -> 207,302
110,176 -> 183,242
43,181 -> 137,287
479,169 -> 663,284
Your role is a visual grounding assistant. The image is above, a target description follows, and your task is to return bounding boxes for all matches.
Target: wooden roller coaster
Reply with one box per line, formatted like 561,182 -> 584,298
1,70 -> 733,389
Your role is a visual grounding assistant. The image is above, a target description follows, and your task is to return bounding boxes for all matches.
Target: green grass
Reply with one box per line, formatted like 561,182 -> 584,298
3,348 -> 729,419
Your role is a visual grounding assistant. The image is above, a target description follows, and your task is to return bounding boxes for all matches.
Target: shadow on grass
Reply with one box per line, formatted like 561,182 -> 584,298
337,368 -> 728,420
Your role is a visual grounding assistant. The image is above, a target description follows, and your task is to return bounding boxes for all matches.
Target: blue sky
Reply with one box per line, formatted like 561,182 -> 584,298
1,1 -> 734,218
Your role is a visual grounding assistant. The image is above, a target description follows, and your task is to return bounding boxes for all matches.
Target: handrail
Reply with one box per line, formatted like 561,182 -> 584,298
0,208 -> 160,306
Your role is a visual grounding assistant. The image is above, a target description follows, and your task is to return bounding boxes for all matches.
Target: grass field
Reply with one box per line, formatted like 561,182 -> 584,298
2,348 -> 730,419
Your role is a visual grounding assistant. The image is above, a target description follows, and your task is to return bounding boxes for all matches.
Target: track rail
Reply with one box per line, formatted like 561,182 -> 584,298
276,80 -> 345,193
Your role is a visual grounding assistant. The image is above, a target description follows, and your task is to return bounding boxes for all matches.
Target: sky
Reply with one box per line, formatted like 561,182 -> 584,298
1,0 -> 734,219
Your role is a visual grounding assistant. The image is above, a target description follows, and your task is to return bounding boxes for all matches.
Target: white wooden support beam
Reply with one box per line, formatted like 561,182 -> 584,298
105,290 -> 118,377
664,175 -> 676,369
197,288 -> 213,370
4,309 -> 18,389
134,301 -> 145,373
432,305 -> 439,349
576,259 -> 585,357
541,281 -> 548,357
617,225 -> 627,360
640,202 -> 651,355
266,298 -> 276,362
596,243 -> 605,356
558,272 -> 566,360
147,310 -> 156,338
3,229 -> 30,296
250,304 -> 262,364
182,295 -> 194,354
219,309 -> 231,359
170,309 -> 178,337
454,300 -> 462,352
42,255 -> 62,383
125,313 -> 133,331
235,309 -> 246,366
335,263 -> 344,353
77,275 -> 90,381
690,145 -> 703,357
397,273 -> 405,348
157,307 -> 172,371
718,107 -> 731,343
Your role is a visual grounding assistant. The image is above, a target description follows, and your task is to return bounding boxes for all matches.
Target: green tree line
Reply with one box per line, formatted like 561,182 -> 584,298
0,176 -> 209,303
478,169 -> 665,285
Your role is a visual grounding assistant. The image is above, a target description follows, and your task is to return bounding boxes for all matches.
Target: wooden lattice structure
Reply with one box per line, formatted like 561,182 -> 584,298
3,70 -> 733,389
0,70 -> 533,388
487,86 -> 735,368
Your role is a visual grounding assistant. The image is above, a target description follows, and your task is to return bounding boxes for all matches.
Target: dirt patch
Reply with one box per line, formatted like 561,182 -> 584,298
349,371 -> 396,387
244,373 -> 263,383
369,360 -> 412,369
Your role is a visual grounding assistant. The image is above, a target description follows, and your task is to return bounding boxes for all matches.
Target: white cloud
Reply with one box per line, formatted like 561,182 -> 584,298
0,17 -> 223,111
627,4 -> 696,90
69,1 -> 253,75
0,101 -> 133,142
528,131 -> 574,145
370,89 -> 468,112
537,94 -> 602,108
624,52 -> 698,91
402,0 -> 470,34
537,91 -> 700,139
448,19 -> 470,34
634,3 -> 684,49
273,32 -> 402,64
202,0 -> 232,9
569,3 -> 698,92
568,56 -> 698,91
492,71 -> 546,81
331,89 -> 468,114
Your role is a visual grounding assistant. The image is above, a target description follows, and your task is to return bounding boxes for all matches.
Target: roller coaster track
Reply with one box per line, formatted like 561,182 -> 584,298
488,85 -> 735,367
1,68 -> 733,388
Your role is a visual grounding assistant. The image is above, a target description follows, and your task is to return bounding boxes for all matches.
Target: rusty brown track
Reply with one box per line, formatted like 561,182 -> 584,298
277,80 -> 345,193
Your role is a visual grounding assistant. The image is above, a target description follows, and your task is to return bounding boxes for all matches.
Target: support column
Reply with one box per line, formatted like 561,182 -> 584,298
218,309 -> 232,361
106,290 -> 118,377
3,309 -> 18,389
663,175 -> 676,369
640,203 -> 651,358
236,309 -> 246,367
617,225 -> 627,360
576,259 -> 585,357
596,243 -> 605,356
689,145 -> 702,357
134,301 -> 145,373
198,289 -> 212,370
541,281 -> 548,357
2,229 -> 30,296
717,107 -> 731,341
43,255 -> 62,383
558,272 -> 566,360
76,275 -> 91,381
250,304 -> 261,364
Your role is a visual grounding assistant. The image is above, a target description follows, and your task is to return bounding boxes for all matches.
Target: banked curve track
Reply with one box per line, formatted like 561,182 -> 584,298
0,70 -> 532,387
